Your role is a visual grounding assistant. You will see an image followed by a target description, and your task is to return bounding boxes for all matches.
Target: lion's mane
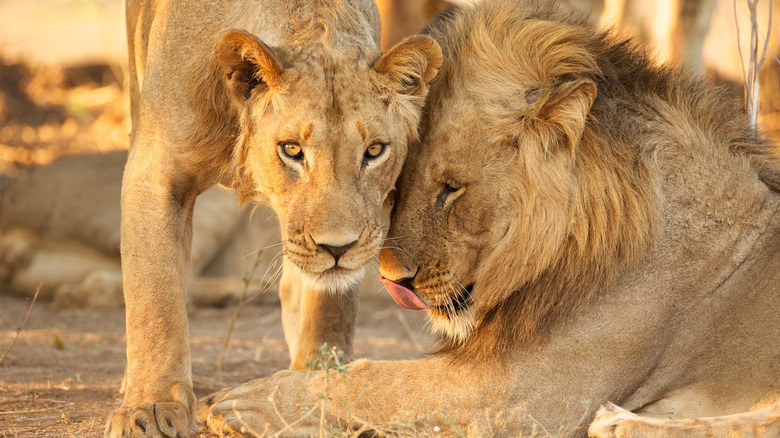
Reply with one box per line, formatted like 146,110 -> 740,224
423,1 -> 780,360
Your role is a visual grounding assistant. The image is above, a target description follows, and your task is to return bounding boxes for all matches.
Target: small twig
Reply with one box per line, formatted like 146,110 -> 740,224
0,403 -> 74,415
0,398 -> 70,405
0,419 -> 60,430
735,0 -> 773,132
0,284 -> 41,364
734,0 -> 748,86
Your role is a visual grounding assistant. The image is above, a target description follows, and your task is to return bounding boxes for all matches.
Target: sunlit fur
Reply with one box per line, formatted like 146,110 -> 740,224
297,264 -> 367,294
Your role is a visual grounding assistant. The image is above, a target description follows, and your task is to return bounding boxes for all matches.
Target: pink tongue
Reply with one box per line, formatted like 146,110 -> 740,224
380,276 -> 430,310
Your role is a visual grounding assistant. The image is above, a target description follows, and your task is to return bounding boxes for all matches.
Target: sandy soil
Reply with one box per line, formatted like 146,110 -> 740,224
0,291 -> 433,437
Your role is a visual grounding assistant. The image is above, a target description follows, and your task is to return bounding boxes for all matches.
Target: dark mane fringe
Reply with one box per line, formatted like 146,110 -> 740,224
597,22 -> 780,192
424,0 -> 780,363
182,55 -> 240,192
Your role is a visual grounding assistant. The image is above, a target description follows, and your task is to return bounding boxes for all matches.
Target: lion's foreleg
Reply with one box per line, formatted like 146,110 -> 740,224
201,356 -> 502,436
104,153 -> 198,438
293,281 -> 358,368
279,261 -> 359,369
279,264 -> 303,362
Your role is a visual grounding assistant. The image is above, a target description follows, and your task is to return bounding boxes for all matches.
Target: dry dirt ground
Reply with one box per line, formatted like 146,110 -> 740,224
0,290 -> 433,437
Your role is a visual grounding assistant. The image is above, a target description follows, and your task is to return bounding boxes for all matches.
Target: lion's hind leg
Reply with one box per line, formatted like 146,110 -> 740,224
589,401 -> 780,438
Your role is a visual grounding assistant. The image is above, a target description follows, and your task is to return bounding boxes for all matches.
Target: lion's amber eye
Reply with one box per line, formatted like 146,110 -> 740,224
365,142 -> 386,159
280,142 -> 303,160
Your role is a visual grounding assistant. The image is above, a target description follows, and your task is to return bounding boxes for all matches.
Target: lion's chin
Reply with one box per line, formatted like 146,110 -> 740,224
298,266 -> 366,294
428,307 -> 477,346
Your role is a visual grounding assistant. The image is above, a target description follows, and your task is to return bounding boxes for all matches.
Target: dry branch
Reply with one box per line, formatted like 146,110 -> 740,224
734,0 -> 773,131
0,284 -> 40,364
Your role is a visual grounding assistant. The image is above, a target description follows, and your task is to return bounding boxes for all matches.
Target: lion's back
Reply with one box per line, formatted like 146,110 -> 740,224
0,152 -> 125,254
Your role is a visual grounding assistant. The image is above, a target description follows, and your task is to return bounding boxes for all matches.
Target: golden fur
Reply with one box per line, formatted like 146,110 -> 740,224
198,1 -> 780,437
109,1 -> 441,437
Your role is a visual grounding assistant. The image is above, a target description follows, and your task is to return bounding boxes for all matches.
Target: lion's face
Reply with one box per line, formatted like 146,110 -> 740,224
380,96 -> 517,342
242,57 -> 407,291
218,31 -> 442,292
380,16 -> 603,344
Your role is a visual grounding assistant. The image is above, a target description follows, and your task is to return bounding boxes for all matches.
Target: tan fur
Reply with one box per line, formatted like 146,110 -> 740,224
198,1 -> 780,437
109,1 -> 441,436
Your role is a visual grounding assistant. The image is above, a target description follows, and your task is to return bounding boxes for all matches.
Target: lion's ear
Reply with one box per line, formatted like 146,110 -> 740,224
217,30 -> 283,103
374,35 -> 443,99
527,79 -> 597,150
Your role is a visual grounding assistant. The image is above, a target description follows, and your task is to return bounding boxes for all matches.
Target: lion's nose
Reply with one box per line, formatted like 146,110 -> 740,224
379,246 -> 417,280
319,241 -> 357,265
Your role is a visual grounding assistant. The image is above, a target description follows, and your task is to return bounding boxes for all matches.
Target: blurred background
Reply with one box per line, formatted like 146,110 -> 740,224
0,0 -> 778,178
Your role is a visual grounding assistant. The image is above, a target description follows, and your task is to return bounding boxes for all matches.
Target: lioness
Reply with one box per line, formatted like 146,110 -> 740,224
110,1 -> 441,436
198,1 -> 780,436
0,151 -> 281,308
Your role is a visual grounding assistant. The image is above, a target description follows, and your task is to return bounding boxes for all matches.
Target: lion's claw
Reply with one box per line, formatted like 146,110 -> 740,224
105,402 -> 197,438
198,388 -> 250,437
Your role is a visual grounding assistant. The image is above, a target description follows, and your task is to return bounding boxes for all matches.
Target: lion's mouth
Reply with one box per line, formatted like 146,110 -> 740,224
380,276 -> 430,310
380,277 -> 474,313
446,284 -> 474,313
300,265 -> 365,293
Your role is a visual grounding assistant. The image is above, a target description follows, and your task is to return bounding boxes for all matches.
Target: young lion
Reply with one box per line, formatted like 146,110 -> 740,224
198,1 -> 780,436
109,1 -> 442,437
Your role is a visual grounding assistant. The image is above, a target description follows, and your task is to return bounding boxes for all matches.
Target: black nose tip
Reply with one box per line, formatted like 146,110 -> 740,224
319,241 -> 357,264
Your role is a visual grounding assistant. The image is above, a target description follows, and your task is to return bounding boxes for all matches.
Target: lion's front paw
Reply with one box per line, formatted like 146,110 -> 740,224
198,375 -> 319,437
105,401 -> 196,438
587,402 -> 640,438
199,386 -> 273,438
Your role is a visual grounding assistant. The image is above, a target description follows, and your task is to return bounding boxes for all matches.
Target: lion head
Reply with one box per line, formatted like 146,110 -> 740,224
205,9 -> 442,292
380,2 -> 664,356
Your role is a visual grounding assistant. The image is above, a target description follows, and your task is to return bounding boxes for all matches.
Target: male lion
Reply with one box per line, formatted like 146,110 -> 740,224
110,1 -> 442,437
198,1 -> 780,436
